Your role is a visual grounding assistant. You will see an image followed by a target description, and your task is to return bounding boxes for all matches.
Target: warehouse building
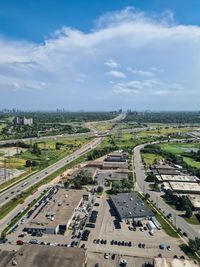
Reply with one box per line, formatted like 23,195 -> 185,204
167,182 -> 200,194
110,192 -> 154,221
187,195 -> 200,210
157,175 -> 198,183
24,189 -> 84,235
105,151 -> 128,162
0,245 -> 87,267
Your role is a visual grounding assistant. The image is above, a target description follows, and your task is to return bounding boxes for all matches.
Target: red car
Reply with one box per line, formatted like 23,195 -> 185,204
16,240 -> 24,245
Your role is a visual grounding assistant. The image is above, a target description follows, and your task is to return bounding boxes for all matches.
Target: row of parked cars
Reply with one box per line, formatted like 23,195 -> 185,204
110,240 -> 132,247
89,210 -> 98,224
93,239 -> 107,245
81,229 -> 90,241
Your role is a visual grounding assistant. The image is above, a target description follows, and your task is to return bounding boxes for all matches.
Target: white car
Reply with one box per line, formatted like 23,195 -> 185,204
104,253 -> 109,259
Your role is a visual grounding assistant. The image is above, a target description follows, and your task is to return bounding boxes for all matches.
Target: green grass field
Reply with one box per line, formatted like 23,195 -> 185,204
142,153 -> 164,165
183,157 -> 200,168
184,214 -> 200,225
160,142 -> 200,155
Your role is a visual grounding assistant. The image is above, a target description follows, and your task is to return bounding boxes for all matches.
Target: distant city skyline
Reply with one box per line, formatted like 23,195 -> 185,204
0,0 -> 200,110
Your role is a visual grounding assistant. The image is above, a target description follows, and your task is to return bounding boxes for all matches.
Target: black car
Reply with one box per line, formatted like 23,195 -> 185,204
111,254 -> 116,260
86,223 -> 95,228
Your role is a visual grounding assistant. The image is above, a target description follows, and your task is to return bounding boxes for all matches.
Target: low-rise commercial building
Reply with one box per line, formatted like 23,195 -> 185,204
168,182 -> 200,194
187,194 -> 200,210
24,189 -> 84,235
110,192 -> 154,221
0,244 -> 87,267
157,175 -> 198,183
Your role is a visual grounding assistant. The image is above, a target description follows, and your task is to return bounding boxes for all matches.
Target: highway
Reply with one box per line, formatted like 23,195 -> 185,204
0,113 -> 127,207
0,132 -> 94,146
134,142 -> 200,239
0,137 -> 103,207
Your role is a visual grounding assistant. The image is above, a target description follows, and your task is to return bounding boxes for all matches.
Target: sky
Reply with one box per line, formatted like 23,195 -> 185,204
0,0 -> 200,111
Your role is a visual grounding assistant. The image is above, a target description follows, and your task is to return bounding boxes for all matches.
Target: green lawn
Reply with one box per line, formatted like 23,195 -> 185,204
183,157 -> 200,168
160,142 -> 200,155
142,153 -> 164,165
184,214 -> 200,225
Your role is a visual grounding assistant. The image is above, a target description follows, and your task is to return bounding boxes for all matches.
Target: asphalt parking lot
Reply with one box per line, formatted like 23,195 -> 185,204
87,251 -> 154,267
80,193 -> 186,259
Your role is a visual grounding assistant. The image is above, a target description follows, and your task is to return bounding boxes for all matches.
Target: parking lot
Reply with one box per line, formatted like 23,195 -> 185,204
79,193 -> 186,259
87,251 -> 154,267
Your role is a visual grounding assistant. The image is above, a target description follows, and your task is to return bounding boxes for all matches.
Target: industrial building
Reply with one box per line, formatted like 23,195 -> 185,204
24,189 -> 84,235
0,244 -> 87,267
157,174 -> 198,183
110,192 -> 154,221
105,151 -> 128,162
151,164 -> 181,176
167,182 -> 200,194
187,194 -> 200,210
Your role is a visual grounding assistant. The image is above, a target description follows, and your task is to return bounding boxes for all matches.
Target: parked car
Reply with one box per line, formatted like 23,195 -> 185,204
16,240 -> 24,245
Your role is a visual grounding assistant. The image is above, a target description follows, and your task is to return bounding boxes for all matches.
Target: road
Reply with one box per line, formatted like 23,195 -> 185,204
0,137 -> 103,207
0,132 -> 94,146
133,143 -> 200,239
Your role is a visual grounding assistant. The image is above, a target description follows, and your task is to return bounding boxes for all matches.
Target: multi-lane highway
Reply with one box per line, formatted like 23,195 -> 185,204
134,142 -> 200,239
0,137 -> 103,207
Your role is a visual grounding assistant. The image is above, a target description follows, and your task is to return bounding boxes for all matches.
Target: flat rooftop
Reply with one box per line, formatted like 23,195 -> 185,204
187,194 -> 200,209
160,175 -> 198,183
27,188 -> 83,229
0,244 -> 86,267
103,161 -> 128,169
110,192 -> 154,219
110,170 -> 128,180
169,182 -> 200,193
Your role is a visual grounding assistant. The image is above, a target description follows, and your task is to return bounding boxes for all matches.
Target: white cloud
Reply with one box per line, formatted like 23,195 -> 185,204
106,70 -> 126,78
127,67 -> 153,76
0,7 -> 200,109
104,59 -> 120,68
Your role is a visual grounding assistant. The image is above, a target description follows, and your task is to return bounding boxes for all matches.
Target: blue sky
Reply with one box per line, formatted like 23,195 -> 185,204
0,0 -> 200,110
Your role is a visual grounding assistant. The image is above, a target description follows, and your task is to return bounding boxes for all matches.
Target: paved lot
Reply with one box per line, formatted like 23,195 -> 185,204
80,194 -> 186,259
87,251 -> 154,267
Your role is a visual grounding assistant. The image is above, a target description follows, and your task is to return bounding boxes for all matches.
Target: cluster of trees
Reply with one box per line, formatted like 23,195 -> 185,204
1,122 -> 90,139
164,189 -> 193,218
1,111 -> 119,124
109,178 -> 133,194
188,237 -> 200,253
87,146 -> 118,161
124,111 -> 200,124
73,170 -> 95,189
0,141 -> 30,149
182,149 -> 200,162
25,159 -> 38,167
145,173 -> 160,192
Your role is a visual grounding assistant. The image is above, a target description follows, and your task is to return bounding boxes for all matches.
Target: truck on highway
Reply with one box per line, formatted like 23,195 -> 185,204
21,181 -> 28,187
